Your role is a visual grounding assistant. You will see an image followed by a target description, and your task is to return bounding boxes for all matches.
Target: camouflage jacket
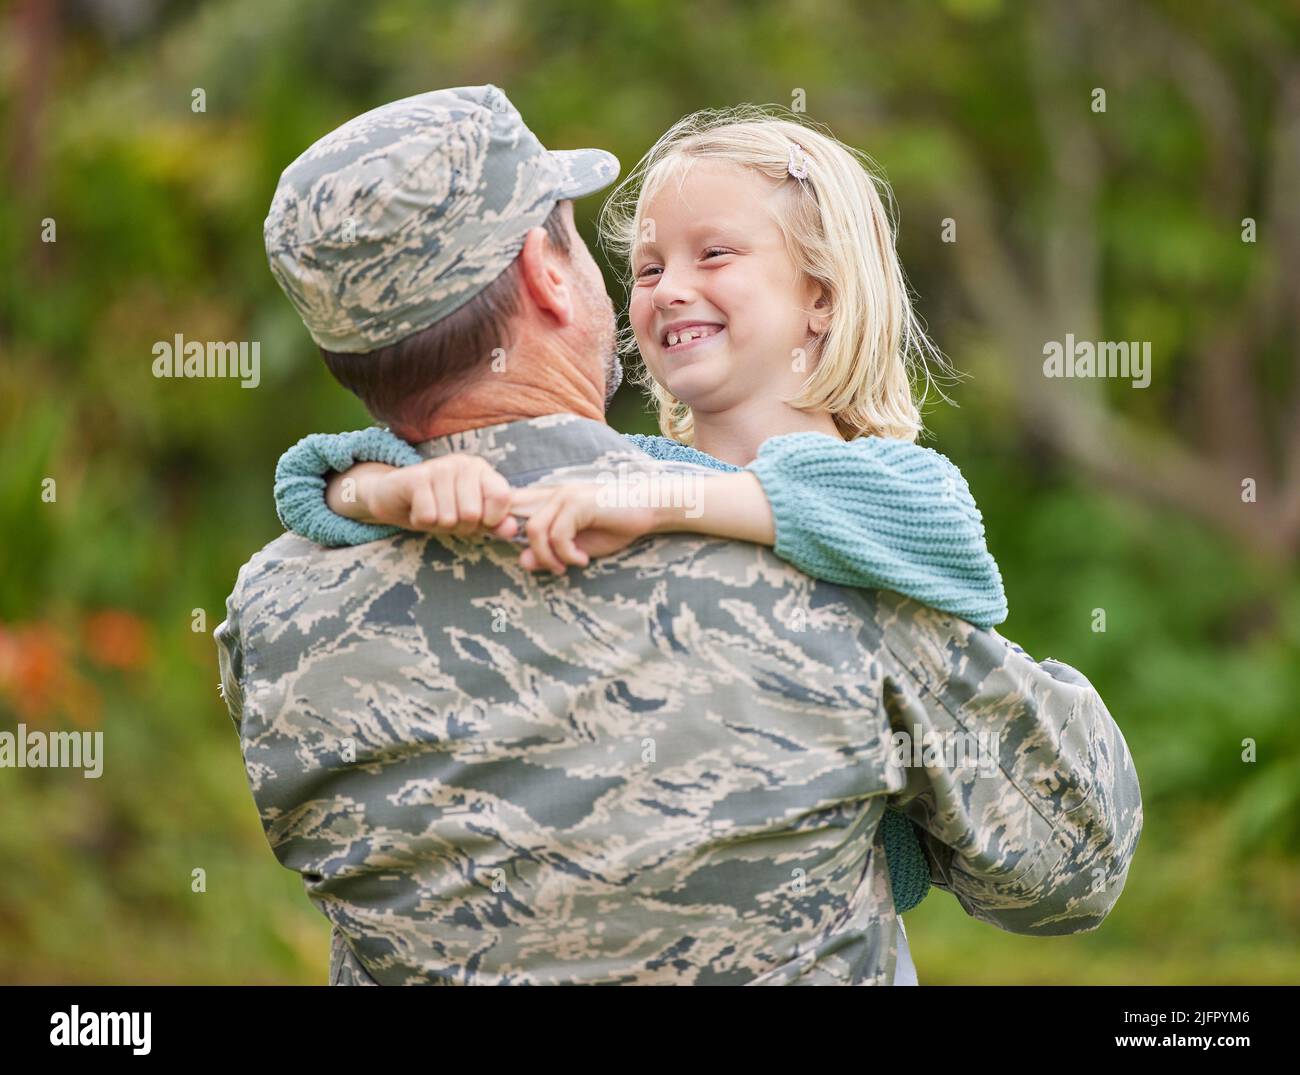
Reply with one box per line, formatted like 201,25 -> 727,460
216,413 -> 1143,985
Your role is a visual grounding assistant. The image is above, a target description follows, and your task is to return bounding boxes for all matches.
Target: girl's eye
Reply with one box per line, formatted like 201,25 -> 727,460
702,247 -> 732,260
635,265 -> 662,280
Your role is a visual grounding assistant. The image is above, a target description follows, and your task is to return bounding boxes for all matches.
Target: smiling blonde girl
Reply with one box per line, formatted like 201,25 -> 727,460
609,105 -> 940,455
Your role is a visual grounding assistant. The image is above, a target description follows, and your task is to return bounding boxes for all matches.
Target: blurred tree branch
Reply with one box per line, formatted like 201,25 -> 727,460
916,0 -> 1298,560
6,0 -> 59,279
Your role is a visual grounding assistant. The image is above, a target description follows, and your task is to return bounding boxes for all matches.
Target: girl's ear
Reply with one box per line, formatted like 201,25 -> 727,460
808,285 -> 832,336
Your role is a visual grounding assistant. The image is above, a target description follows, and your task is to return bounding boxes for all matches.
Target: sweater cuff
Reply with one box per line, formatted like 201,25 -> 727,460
273,427 -> 424,547
274,477 -> 406,547
744,447 -> 802,566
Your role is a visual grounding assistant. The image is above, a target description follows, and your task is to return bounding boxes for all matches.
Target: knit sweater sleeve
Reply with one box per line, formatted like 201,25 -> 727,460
746,431 -> 1008,628
273,427 -> 424,547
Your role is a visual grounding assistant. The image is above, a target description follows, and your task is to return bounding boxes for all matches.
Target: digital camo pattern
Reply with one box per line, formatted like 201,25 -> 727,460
263,85 -> 619,353
216,414 -> 1143,985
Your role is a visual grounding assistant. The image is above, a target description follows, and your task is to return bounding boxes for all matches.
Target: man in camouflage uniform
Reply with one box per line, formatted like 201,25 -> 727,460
217,85 -> 1143,985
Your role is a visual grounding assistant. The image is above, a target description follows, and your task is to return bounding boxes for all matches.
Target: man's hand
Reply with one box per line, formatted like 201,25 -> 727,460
508,482 -> 657,574
334,455 -> 519,539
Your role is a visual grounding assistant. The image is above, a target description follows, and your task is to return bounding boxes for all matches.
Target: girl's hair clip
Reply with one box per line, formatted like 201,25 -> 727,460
787,142 -> 810,180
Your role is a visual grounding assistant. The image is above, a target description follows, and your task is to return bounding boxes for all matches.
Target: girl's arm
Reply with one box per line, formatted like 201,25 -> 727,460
525,431 -> 1007,629
271,428 -> 712,547
677,432 -> 1006,627
274,427 -> 1006,629
275,427 -> 524,545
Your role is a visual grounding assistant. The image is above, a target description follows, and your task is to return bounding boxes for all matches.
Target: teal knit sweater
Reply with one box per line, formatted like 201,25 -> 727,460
272,424 -> 1010,915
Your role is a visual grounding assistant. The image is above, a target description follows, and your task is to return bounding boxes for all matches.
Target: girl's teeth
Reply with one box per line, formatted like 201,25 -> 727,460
664,326 -> 722,347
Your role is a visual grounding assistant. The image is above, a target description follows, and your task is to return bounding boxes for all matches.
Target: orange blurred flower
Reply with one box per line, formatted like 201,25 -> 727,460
81,609 -> 153,671
0,621 -> 80,724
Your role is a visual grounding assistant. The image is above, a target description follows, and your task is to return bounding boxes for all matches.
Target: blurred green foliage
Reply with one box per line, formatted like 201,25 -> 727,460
1,0 -> 1297,983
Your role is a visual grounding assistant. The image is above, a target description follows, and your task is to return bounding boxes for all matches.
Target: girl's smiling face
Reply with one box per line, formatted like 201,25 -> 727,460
629,159 -> 826,415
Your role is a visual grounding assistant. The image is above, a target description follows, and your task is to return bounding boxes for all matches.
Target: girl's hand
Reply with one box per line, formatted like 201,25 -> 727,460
508,482 -> 657,573
350,454 -> 519,539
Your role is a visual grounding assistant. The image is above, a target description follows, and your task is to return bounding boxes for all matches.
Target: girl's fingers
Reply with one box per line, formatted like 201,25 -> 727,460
480,471 -> 513,529
524,500 -> 564,574
407,482 -> 440,530
431,469 -> 458,530
550,504 -> 590,567
453,466 -> 484,536
489,514 -> 518,540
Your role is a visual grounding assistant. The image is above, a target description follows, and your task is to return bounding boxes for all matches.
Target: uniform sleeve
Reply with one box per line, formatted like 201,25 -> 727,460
273,427 -> 425,547
330,926 -> 381,986
879,616 -> 1144,935
214,597 -> 245,734
746,432 -> 1008,628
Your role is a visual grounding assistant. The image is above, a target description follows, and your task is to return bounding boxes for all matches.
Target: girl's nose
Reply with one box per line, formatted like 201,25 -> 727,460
651,266 -> 695,310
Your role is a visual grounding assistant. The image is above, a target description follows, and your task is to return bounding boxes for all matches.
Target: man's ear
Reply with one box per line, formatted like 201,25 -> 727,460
517,225 -> 574,326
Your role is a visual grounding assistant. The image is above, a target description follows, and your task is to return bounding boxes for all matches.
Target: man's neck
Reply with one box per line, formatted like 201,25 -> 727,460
404,341 -> 604,441
691,400 -> 843,467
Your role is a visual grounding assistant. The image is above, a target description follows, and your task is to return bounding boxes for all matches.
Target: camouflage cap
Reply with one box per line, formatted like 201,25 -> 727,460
263,85 -> 619,353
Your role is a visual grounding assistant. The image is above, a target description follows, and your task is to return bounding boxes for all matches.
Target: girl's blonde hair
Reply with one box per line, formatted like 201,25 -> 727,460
598,105 -> 951,445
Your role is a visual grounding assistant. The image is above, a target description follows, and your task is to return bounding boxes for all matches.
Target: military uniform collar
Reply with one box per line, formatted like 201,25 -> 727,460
409,413 -> 641,483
